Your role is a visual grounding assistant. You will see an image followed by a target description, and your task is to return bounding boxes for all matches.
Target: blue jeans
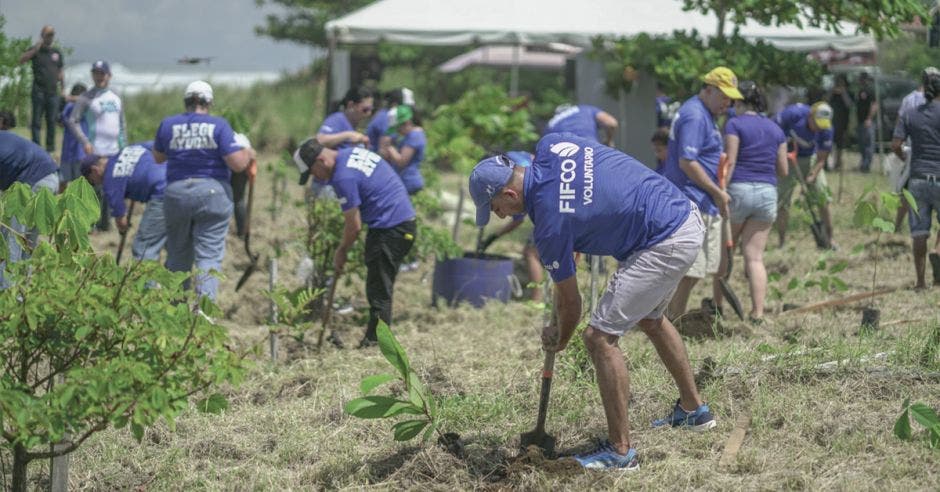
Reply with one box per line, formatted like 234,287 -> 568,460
164,178 -> 233,300
857,124 -> 875,172
30,88 -> 58,151
908,177 -> 940,238
1,173 -> 60,288
132,197 -> 167,261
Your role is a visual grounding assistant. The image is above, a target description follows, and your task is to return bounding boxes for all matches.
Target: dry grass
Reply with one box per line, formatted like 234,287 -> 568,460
8,152 -> 940,490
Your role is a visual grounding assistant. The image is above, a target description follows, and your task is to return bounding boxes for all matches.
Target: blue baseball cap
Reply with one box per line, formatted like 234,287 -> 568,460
469,155 -> 516,227
91,60 -> 111,74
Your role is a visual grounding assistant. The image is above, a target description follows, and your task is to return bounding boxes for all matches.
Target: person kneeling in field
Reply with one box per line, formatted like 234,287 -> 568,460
82,141 -> 167,261
469,133 -> 715,471
293,139 -> 417,348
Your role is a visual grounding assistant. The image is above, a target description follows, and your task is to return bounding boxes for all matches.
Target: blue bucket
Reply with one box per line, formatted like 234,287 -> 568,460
432,253 -> 520,308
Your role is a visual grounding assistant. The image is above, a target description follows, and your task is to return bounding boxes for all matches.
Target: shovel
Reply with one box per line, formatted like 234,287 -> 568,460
519,302 -> 558,457
787,152 -> 830,249
235,161 -> 259,291
316,272 -> 341,350
716,154 -> 744,320
116,201 -> 136,265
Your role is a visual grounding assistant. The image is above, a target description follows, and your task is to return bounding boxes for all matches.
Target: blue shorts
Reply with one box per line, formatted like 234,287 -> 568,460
908,177 -> 940,238
729,181 -> 777,224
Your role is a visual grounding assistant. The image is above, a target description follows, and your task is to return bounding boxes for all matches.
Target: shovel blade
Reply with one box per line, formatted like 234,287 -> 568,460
810,222 -> 830,249
719,278 -> 745,321
519,429 -> 556,457
235,259 -> 259,291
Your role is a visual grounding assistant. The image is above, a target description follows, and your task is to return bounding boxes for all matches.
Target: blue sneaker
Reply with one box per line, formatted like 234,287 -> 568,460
573,440 -> 639,471
652,400 -> 717,430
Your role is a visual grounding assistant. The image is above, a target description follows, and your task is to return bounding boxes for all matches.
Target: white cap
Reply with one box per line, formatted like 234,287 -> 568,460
184,80 -> 213,103
401,87 -> 415,106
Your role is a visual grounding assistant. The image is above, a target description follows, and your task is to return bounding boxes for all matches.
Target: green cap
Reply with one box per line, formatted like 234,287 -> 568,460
386,105 -> 414,135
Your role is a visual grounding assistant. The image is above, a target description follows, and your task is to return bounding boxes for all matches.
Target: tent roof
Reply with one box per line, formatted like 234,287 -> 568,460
437,45 -> 581,73
326,0 -> 876,52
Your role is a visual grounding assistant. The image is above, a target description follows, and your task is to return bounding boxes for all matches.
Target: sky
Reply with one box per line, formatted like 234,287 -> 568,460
1,0 -> 323,71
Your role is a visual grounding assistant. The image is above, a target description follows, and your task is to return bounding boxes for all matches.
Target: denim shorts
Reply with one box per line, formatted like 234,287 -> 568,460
908,177 -> 940,238
729,181 -> 777,224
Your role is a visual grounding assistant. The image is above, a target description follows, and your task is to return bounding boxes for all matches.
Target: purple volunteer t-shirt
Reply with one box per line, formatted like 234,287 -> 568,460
543,104 -> 602,143
319,147 -> 416,229
318,111 -> 358,150
661,95 -> 723,216
59,102 -> 86,164
395,128 -> 425,194
153,113 -> 242,183
366,108 -> 389,152
724,114 -> 786,185
774,104 -> 833,158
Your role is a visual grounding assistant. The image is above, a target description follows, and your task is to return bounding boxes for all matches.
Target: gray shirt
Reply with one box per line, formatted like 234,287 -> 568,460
894,100 -> 940,177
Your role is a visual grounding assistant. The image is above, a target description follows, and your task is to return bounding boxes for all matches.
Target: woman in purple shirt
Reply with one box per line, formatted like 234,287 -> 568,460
316,86 -> 374,150
720,82 -> 787,322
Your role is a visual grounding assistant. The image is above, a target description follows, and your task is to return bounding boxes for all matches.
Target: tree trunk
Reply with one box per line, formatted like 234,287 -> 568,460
12,443 -> 29,492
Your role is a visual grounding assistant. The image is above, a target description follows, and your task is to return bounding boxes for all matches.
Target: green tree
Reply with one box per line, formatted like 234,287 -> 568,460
682,0 -> 929,40
0,16 -> 33,123
0,179 -> 246,491
254,0 -> 376,46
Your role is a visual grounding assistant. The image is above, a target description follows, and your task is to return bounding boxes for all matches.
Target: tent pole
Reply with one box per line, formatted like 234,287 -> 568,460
510,43 -> 520,97
324,31 -> 336,118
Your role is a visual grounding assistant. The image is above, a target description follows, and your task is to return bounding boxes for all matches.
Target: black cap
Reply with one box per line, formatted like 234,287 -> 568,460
293,138 -> 325,185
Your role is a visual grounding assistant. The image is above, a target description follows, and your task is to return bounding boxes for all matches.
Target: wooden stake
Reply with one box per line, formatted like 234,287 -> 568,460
777,288 -> 897,316
718,412 -> 751,470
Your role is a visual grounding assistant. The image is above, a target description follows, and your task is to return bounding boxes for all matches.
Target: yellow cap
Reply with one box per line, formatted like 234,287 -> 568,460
701,67 -> 743,100
810,102 -> 833,131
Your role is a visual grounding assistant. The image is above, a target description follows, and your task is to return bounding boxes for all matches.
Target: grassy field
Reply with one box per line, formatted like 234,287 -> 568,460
4,149 -> 926,490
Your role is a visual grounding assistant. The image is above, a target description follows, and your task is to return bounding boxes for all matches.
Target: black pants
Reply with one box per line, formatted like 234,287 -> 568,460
363,219 -> 416,340
30,88 -> 58,151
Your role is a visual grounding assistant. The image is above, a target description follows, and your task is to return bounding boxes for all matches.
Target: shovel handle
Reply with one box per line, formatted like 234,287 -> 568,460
534,349 -> 556,432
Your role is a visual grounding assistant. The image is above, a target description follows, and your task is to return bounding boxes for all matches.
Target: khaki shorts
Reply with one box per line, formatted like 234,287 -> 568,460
778,156 -> 831,210
590,207 -> 704,336
685,212 -> 722,279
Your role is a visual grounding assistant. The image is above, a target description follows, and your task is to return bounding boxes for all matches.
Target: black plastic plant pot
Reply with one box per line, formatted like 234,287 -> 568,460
861,307 -> 881,332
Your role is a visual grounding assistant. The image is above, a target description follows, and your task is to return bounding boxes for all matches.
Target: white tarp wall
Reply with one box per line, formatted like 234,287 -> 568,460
326,0 -> 875,163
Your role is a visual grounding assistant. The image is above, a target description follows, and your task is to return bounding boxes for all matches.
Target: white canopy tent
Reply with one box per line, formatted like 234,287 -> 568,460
325,0 -> 875,51
324,0 -> 876,163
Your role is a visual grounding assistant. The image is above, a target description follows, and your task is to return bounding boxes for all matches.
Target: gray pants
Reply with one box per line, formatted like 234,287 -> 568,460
1,172 -> 60,288
164,178 -> 233,300
132,197 -> 167,261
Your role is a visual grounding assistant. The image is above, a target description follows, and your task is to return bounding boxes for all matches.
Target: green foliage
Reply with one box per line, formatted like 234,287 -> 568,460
124,71 -> 319,151
344,322 -> 442,442
425,85 -> 538,175
852,186 -> 916,294
0,16 -> 33,124
268,285 -> 325,342
894,398 -> 940,449
591,30 -> 825,99
879,36 -> 940,79
682,0 -> 929,40
410,191 -> 461,260
305,194 -> 365,285
219,107 -> 251,135
254,0 -> 376,46
777,253 -> 849,296
0,179 -> 245,484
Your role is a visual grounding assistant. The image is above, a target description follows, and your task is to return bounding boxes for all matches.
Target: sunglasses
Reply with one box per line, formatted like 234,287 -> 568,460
359,106 -> 374,114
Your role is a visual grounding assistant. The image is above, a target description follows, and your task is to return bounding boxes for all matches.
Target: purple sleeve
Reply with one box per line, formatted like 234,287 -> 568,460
216,120 -> 241,157
102,160 -> 129,218
724,117 -> 741,138
533,214 -> 575,282
893,113 -> 909,140
330,178 -> 361,212
153,120 -> 169,154
402,130 -> 425,150
318,113 -> 342,135
676,112 -> 706,161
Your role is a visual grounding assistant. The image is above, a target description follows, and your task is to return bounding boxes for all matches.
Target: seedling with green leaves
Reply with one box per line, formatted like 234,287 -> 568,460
894,398 -> 940,449
344,322 -> 443,442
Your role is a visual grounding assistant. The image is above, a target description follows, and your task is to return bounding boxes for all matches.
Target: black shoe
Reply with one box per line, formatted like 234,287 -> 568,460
930,253 -> 940,285
357,337 -> 377,349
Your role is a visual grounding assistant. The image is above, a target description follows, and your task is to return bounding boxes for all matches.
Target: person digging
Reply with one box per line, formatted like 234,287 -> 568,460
293,138 -> 417,348
470,133 -> 716,471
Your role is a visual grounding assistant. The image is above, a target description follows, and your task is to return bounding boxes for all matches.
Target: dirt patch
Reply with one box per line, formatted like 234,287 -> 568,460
674,309 -> 741,339
507,446 -> 583,476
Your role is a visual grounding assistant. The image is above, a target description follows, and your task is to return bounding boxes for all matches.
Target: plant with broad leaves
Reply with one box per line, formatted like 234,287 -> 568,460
0,179 -> 246,492
852,186 -> 918,297
894,398 -> 940,449
344,321 -> 443,442
773,253 -> 849,301
0,17 -> 34,125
